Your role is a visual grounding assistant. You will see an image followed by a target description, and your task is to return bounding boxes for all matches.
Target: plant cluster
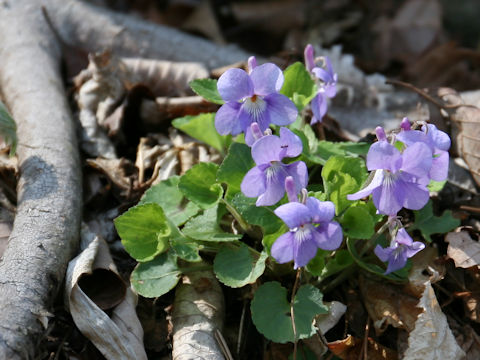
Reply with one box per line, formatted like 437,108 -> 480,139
114,45 -> 460,348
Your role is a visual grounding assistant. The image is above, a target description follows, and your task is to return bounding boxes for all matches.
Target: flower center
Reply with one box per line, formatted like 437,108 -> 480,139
392,244 -> 405,260
293,224 -> 314,242
244,95 -> 267,121
383,170 -> 399,187
266,161 -> 283,181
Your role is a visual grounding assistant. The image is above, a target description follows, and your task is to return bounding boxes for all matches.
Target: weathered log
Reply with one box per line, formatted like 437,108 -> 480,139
0,1 -> 82,358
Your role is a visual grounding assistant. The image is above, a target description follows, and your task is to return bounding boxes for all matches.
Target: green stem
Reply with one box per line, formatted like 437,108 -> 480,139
359,220 -> 389,257
221,198 -> 257,238
319,264 -> 357,293
291,268 -> 302,360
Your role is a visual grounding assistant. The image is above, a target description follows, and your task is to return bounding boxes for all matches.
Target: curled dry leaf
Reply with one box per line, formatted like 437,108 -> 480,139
359,276 -> 421,334
75,51 -> 209,158
171,266 -> 225,360
403,281 -> 465,360
317,301 -> 347,334
406,246 -> 445,297
304,301 -> 347,358
439,87 -> 480,187
65,225 -> 147,360
327,334 -> 397,360
86,157 -> 139,200
122,57 -> 209,97
135,129 -> 221,186
446,230 -> 480,269
454,323 -> 480,360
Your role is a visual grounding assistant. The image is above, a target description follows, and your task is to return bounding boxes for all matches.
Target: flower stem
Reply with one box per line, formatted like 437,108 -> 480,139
359,220 -> 389,257
221,198 -> 258,239
291,268 -> 302,360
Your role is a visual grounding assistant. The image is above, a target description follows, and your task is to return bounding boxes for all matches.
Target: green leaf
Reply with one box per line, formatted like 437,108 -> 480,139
318,249 -> 354,280
340,203 -> 375,239
321,156 -> 368,214
280,62 -> 316,110
189,78 -> 224,104
131,252 -> 181,297
428,179 -> 447,193
0,101 -> 17,156
182,204 -> 243,242
178,162 -> 223,209
168,220 -> 202,262
346,237 -> 408,282
314,141 -> 369,164
114,203 -> 171,262
251,282 -> 328,343
172,113 -> 230,152
231,193 -> 283,235
263,224 -> 289,252
140,176 -> 200,226
411,200 -> 460,242
213,244 -> 267,287
305,250 -> 327,276
217,143 -> 254,200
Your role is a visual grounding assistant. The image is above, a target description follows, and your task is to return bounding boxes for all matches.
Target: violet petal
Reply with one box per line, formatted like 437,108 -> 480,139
271,232 -> 295,264
366,141 -> 402,173
279,127 -> 303,158
217,68 -> 254,101
305,198 -> 335,223
250,63 -> 284,96
274,202 -> 311,229
312,221 -> 343,251
264,93 -> 298,126
347,170 -> 384,201
241,166 -> 266,197
251,135 -> 283,165
215,102 -> 242,135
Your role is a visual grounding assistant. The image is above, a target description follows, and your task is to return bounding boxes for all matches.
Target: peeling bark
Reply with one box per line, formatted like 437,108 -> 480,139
0,1 -> 82,358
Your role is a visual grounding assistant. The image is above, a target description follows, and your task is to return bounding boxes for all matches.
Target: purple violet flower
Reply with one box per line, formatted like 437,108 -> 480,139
241,127 -> 308,206
397,118 -> 451,182
271,197 -> 343,269
374,228 -> 425,274
215,63 -> 298,146
347,127 -> 433,216
304,44 -> 338,124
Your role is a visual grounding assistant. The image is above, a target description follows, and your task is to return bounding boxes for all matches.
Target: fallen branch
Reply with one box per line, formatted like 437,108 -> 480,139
0,1 -> 81,358
171,267 -> 226,360
49,0 -> 251,69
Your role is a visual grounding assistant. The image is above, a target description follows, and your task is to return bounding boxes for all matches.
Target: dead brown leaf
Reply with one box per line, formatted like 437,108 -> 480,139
406,246 -> 445,297
439,87 -> 480,187
403,281 -> 465,359
327,334 -> 397,360
406,43 -> 480,89
445,230 -> 480,268
372,0 -> 442,68
359,277 -> 421,334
